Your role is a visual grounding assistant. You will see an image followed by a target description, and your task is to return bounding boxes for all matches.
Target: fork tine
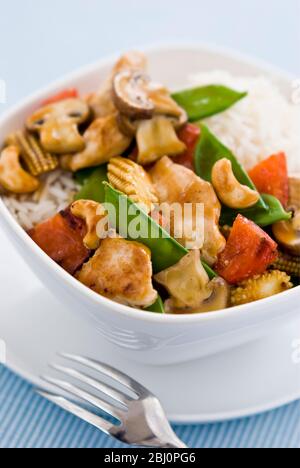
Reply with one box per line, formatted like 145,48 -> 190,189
60,354 -> 149,396
42,376 -> 124,421
37,391 -> 115,436
51,364 -> 133,407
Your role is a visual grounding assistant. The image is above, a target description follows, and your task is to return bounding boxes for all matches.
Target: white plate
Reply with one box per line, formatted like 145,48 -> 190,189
1,226 -> 299,424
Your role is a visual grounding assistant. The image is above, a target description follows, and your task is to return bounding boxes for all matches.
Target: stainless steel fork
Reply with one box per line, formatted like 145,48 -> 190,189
38,354 -> 187,448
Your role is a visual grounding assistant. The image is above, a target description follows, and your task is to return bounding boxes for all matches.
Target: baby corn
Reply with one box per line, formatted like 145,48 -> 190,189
272,252 -> 300,278
6,131 -> 58,176
108,156 -> 158,213
231,270 -> 293,306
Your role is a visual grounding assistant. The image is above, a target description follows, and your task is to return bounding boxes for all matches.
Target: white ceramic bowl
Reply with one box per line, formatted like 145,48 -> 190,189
0,44 -> 299,366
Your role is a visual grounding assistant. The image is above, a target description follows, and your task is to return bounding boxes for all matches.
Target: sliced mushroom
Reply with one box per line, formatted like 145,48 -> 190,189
113,71 -> 155,119
26,98 -> 90,154
70,200 -> 107,250
0,145 -> 40,194
136,116 -> 186,166
76,237 -> 158,308
155,250 -> 229,313
150,156 -> 226,264
212,158 -> 260,209
272,209 -> 300,256
113,69 -> 187,127
166,278 -> 230,314
61,114 -> 132,172
86,51 -> 147,119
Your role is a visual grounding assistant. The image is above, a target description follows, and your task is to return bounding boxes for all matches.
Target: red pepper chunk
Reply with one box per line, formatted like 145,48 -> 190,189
215,214 -> 278,284
28,208 -> 90,275
248,152 -> 289,208
41,88 -> 78,106
173,124 -> 201,170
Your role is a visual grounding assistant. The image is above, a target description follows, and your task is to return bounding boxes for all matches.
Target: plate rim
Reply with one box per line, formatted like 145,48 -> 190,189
6,353 -> 300,425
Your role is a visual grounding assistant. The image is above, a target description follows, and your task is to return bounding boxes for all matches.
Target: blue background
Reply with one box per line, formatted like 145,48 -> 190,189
0,0 -> 299,449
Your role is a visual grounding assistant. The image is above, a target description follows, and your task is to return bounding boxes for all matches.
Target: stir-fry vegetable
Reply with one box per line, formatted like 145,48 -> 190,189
28,208 -> 90,275
196,125 -> 291,227
74,165 -> 108,203
272,210 -> 300,256
41,88 -> 78,106
215,214 -> 278,284
195,124 -> 267,210
231,270 -> 293,306
173,123 -> 201,170
104,183 -> 189,273
145,295 -> 165,314
248,153 -> 289,208
104,183 -> 215,277
220,194 -> 292,227
272,252 -> 300,279
155,250 -> 228,313
172,85 -> 247,122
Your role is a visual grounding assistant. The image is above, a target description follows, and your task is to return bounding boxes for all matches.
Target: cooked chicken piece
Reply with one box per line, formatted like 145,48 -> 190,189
86,52 -> 147,119
76,237 -> 157,308
150,157 -> 226,264
61,115 -> 132,172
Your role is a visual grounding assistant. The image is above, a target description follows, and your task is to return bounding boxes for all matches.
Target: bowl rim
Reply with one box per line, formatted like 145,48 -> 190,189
0,41 -> 299,325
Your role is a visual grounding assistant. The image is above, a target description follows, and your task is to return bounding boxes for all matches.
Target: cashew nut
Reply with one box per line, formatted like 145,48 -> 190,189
70,200 -> 107,250
0,146 -> 40,194
212,158 -> 260,209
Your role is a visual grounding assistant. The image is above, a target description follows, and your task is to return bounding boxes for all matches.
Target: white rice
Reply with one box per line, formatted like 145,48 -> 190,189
3,71 -> 300,229
189,71 -> 300,172
2,170 -> 79,230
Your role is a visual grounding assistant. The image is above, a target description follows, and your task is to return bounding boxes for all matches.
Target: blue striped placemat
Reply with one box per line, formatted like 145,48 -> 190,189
0,366 -> 299,448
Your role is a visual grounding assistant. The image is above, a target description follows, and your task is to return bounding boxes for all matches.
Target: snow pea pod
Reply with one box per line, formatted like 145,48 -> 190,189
74,165 -> 108,203
172,85 -> 247,122
104,183 -> 216,278
145,295 -> 165,314
221,194 -> 292,227
194,124 -> 267,210
104,183 -> 188,273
